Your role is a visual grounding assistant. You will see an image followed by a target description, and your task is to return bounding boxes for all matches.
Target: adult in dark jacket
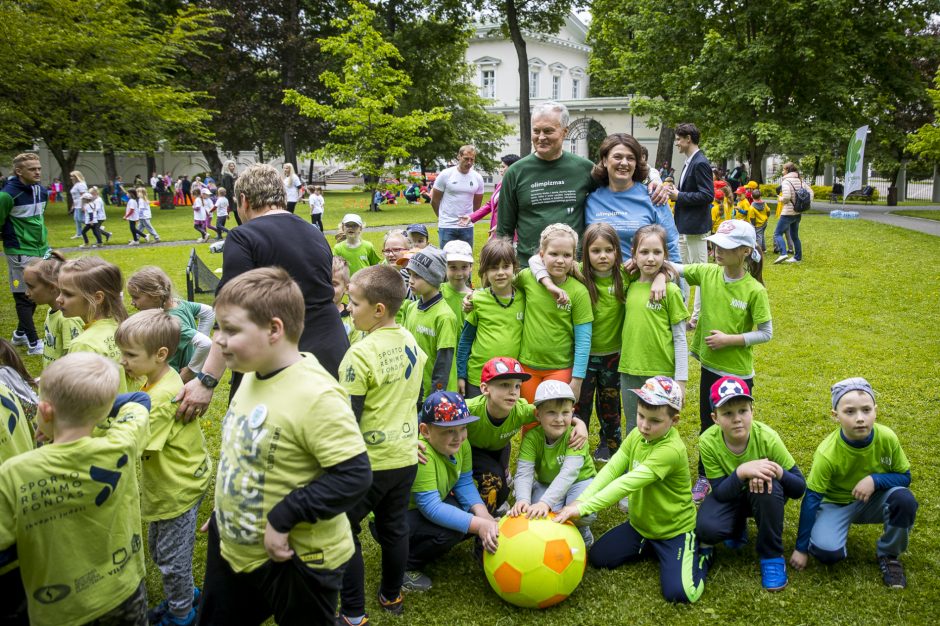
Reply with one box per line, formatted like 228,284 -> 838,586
221,160 -> 240,225
175,163 -> 348,420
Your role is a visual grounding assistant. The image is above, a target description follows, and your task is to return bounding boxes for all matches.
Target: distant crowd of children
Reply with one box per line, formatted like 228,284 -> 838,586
0,207 -> 919,625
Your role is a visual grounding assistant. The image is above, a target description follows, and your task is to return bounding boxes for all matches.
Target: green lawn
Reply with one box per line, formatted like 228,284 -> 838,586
4,214 -> 939,624
891,209 -> 940,222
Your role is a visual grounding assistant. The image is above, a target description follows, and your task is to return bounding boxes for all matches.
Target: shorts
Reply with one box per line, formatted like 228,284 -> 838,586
6,255 -> 40,293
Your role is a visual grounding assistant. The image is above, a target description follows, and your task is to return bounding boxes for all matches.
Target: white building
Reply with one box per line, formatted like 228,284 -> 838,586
467,13 -> 675,169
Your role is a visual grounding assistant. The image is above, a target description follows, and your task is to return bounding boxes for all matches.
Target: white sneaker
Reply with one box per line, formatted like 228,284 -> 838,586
69,235 -> 81,240
11,330 -> 28,346
144,235 -> 151,243
27,340 -> 44,356
617,496 -> 630,514
128,240 -> 139,246
773,254 -> 789,264
78,244 -> 88,248
785,257 -> 800,263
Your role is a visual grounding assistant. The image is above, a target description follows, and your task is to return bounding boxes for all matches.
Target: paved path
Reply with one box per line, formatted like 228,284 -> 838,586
812,201 -> 940,237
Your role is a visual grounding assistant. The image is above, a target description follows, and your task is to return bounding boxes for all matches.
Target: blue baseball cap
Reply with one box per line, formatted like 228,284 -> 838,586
406,224 -> 429,238
420,391 -> 479,426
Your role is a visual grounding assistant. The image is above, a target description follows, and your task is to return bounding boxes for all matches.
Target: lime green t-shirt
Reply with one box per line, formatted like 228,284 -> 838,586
167,301 -> 200,373
465,395 -> 536,451
806,424 -> 910,505
520,425 -> 596,485
464,287 -> 525,387
516,269 -> 594,370
140,368 -> 211,521
339,326 -> 427,471
619,281 -> 689,377
700,420 -> 796,480
578,427 -> 696,540
403,297 -> 458,395
0,384 -> 34,575
683,263 -> 771,376
440,282 -> 471,330
215,354 -> 367,573
333,240 -> 381,275
70,319 -> 133,392
42,308 -> 83,370
0,400 -> 149,626
589,272 -> 626,355
409,435 -> 472,509
395,297 -> 416,326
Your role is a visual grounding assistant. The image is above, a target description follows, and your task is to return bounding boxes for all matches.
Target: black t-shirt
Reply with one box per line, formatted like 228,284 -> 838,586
218,212 -> 348,378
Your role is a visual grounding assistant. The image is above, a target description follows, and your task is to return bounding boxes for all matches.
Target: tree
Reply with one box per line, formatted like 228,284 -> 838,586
0,0 -> 217,200
910,68 -> 940,161
284,0 -> 448,210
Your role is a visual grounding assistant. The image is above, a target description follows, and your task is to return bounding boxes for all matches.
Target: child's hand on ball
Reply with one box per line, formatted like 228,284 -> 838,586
527,502 -> 551,519
480,519 -> 500,553
509,501 -> 529,517
554,503 -> 581,524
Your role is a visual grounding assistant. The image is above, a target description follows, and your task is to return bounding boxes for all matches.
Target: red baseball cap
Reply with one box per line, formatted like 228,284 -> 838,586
480,357 -> 531,384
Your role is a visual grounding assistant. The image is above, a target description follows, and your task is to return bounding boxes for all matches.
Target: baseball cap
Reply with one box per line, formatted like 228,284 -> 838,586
200,187 -> 211,195
341,213 -> 364,227
480,357 -> 531,384
406,224 -> 429,238
735,186 -> 748,195
406,248 -> 447,286
709,376 -> 753,409
420,391 -> 479,426
534,380 -> 576,406
443,240 -> 474,263
715,190 -> 725,200
81,192 -> 93,200
705,219 -> 757,251
746,181 -> 759,189
830,377 -> 875,410
631,376 -> 683,411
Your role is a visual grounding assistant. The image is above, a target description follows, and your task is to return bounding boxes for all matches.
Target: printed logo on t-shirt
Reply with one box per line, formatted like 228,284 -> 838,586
646,301 -> 663,311
556,302 -> 571,312
2,394 -> 19,435
33,584 -> 71,605
344,364 -> 356,383
364,431 -> 387,445
89,454 -> 129,507
881,456 -> 893,467
416,324 -> 436,337
404,345 -> 418,379
731,298 -> 747,311
217,410 -> 269,545
517,312 -> 524,321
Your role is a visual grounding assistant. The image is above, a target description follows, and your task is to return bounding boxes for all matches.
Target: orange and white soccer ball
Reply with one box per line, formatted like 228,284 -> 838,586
483,514 -> 587,608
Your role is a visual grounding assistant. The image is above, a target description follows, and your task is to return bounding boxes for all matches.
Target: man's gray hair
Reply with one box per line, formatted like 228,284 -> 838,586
532,101 -> 570,128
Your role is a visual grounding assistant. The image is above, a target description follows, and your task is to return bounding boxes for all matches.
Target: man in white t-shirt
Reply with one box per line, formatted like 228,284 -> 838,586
432,145 -> 484,249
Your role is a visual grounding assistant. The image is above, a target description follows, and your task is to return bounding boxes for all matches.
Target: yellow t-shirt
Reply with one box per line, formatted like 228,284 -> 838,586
0,383 -> 35,575
70,319 -> 135,392
140,369 -> 211,521
0,400 -> 149,626
42,308 -> 83,370
339,326 -> 426,471
215,354 -> 367,573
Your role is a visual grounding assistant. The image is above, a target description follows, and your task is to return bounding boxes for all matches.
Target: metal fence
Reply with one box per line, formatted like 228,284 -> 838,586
762,175 -> 935,201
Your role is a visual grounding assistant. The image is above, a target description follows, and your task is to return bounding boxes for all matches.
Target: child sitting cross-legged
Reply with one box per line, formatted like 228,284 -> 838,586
0,353 -> 152,625
115,310 -> 211,625
556,376 -> 711,603
695,376 -> 805,592
790,377 -> 918,589
510,380 -> 597,547
404,391 -> 499,592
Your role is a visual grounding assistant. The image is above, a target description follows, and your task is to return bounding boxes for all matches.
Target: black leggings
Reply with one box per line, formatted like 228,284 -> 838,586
310,214 -> 323,230
13,292 -> 38,343
82,223 -> 102,244
128,220 -> 145,241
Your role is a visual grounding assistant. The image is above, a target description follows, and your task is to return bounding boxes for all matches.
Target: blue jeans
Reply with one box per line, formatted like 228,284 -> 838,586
809,487 -> 918,562
773,215 -> 802,260
439,226 -> 474,249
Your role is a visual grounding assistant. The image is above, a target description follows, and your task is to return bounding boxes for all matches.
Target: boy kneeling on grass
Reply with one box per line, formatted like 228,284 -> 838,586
790,377 -> 918,589
200,267 -> 371,625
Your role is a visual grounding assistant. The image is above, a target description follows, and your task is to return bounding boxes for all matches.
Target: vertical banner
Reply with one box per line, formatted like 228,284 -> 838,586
844,125 -> 868,197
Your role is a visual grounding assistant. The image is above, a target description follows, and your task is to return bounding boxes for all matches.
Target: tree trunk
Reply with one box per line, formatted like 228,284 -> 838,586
282,131 -> 297,172
505,0 -> 531,155
281,0 -> 300,170
200,144 -> 223,181
146,151 -> 157,178
656,120 -> 674,172
103,147 -> 118,184
48,145 -> 80,210
746,136 -> 767,184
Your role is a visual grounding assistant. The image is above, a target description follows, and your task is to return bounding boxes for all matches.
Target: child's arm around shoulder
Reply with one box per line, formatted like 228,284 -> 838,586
525,255 -> 569,305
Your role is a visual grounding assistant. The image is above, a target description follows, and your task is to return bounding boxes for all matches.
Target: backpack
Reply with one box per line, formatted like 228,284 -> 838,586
790,177 -> 812,213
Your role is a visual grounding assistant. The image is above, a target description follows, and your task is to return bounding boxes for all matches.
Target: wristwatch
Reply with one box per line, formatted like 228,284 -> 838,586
197,372 -> 220,389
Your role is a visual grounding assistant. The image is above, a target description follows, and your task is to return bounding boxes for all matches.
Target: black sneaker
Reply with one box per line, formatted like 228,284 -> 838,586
402,570 -> 432,592
878,556 -> 907,589
377,591 -> 404,615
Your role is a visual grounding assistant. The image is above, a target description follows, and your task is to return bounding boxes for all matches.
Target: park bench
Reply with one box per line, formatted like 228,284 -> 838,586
830,183 -> 875,204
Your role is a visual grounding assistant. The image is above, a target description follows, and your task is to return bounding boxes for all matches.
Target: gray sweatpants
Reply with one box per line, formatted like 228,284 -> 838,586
148,500 -> 201,618
138,218 -> 159,239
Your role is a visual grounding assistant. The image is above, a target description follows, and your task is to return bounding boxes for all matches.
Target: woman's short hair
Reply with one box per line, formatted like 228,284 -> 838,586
591,133 -> 649,185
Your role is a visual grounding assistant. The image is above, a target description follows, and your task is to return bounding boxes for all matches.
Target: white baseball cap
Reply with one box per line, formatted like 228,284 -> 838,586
534,380 -> 576,406
341,213 -> 364,227
705,219 -> 756,250
443,240 -> 474,263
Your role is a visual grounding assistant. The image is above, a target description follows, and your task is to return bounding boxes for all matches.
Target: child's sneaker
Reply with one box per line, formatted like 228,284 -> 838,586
154,236 -> 161,242
78,243 -> 88,248
27,340 -> 43,356
11,330 -> 27,346
156,609 -> 195,626
336,614 -> 369,625
723,527 -> 748,549
592,446 -> 610,464
773,254 -> 789,264
377,591 -> 404,615
128,240 -> 139,246
579,526 -> 594,550
878,556 -> 907,589
148,588 -> 200,624
692,475 -> 710,503
144,234 -> 151,243
617,496 -> 629,514
760,557 -> 788,592
402,570 -> 432,592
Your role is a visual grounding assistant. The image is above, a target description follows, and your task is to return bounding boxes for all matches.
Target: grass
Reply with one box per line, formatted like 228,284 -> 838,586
891,210 -> 940,222
4,214 -> 940,624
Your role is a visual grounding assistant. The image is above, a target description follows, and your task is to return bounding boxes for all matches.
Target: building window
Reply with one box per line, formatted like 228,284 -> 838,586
569,137 -> 578,155
481,69 -> 495,99
572,78 -> 581,99
552,75 -> 561,100
529,70 -> 539,98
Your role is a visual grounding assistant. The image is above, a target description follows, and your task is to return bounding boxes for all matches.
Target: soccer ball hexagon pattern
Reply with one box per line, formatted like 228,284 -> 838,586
483,514 -> 587,608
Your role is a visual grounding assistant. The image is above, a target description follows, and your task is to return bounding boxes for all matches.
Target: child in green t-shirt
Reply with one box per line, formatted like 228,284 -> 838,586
203,267 -> 371,625
695,376 -> 805,592
556,376 -> 711,603
116,310 -> 211,625
0,353 -> 151,625
333,213 -> 381,275
441,239 -> 474,327
402,248 -> 458,397
406,223 -> 430,250
23,252 -> 83,369
405,391 -> 499,592
336,265 -> 427,624
790,378 -> 918,589
511,380 -> 597,547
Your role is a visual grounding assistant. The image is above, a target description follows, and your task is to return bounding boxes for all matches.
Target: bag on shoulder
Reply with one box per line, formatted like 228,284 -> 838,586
790,178 -> 812,213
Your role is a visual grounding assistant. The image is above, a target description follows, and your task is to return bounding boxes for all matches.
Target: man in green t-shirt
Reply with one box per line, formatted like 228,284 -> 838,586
496,102 -> 596,267
556,376 -> 711,604
695,376 -> 805,592
510,380 -> 597,547
790,378 -> 918,590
